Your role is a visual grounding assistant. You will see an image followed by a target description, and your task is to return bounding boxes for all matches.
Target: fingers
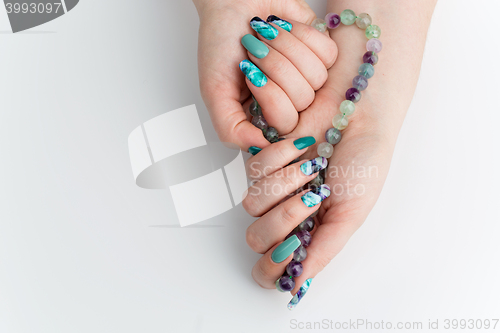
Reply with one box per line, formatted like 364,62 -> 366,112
245,188 -> 329,254
255,16 -> 333,90
240,60 -> 298,134
243,157 -> 328,217
245,137 -> 316,181
251,236 -> 301,289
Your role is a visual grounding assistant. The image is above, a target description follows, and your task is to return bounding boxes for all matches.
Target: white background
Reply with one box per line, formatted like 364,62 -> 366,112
1,1 -> 499,332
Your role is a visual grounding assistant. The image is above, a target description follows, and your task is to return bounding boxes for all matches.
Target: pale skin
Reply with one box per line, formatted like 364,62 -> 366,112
193,0 -> 437,297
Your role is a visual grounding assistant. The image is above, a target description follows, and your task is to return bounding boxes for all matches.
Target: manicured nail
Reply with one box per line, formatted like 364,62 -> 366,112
300,157 -> 328,176
301,185 -> 331,207
241,34 -> 269,59
248,146 -> 262,155
293,136 -> 316,150
239,60 -> 267,87
250,17 -> 279,40
287,278 -> 313,310
266,15 -> 293,32
272,235 -> 301,263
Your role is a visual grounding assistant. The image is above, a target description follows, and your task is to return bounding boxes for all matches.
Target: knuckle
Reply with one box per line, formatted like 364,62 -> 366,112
311,68 -> 328,91
252,264 -> 273,289
242,193 -> 259,217
295,88 -> 315,111
246,227 -> 266,253
280,202 -> 301,227
299,25 -> 316,44
268,60 -> 289,77
315,253 -> 334,272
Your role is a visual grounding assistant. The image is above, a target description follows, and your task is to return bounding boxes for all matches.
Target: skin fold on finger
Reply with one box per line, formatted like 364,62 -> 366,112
247,44 -> 315,111
245,137 -> 315,181
245,189 -> 323,254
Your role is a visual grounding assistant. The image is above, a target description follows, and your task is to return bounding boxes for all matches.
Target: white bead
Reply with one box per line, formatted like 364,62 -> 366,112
317,142 -> 334,158
311,18 -> 327,33
332,113 -> 348,130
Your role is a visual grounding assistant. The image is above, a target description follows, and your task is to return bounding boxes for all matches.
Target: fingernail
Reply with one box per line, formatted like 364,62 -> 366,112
241,34 -> 269,59
272,235 -> 301,263
287,278 -> 313,310
293,136 -> 316,150
266,15 -> 293,32
239,60 -> 267,87
300,157 -> 328,176
301,185 -> 330,207
250,17 -> 279,40
248,146 -> 262,155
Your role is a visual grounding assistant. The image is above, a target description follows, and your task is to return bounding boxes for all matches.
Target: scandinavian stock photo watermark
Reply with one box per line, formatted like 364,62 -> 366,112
248,160 -> 379,198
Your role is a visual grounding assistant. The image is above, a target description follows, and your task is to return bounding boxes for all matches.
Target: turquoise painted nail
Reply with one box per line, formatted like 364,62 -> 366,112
288,278 -> 313,310
300,157 -> 328,176
239,60 -> 267,87
272,235 -> 301,263
248,146 -> 262,155
266,15 -> 293,32
241,34 -> 269,59
301,185 -> 331,207
250,16 -> 279,40
293,136 -> 316,150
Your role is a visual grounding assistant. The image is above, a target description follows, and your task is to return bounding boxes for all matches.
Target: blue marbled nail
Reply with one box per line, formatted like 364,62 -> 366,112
266,15 -> 292,32
300,157 -> 328,176
288,278 -> 313,310
239,60 -> 267,87
250,17 -> 279,40
301,185 -> 330,207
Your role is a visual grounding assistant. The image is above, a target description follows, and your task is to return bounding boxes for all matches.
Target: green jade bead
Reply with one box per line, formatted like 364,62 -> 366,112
365,25 -> 381,39
340,9 -> 356,25
340,100 -> 355,116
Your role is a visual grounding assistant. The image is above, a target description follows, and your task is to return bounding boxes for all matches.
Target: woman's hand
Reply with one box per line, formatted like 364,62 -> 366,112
193,0 -> 336,150
241,1 -> 437,309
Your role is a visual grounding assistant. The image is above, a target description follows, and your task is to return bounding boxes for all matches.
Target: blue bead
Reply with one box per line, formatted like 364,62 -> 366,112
358,63 -> 375,79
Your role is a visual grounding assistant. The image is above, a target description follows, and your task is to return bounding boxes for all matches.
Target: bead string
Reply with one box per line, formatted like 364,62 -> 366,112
247,9 -> 382,294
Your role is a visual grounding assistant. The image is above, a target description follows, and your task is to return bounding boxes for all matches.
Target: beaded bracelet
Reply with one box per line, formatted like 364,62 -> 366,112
247,9 -> 382,307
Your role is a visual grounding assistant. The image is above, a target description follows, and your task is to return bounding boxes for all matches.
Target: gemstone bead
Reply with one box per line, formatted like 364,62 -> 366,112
325,13 -> 341,29
345,87 -> 361,103
251,116 -> 268,129
293,245 -> 307,262
297,217 -> 315,232
358,63 -> 375,79
286,261 -> 304,277
363,51 -> 379,65
365,24 -> 381,39
317,142 -> 334,158
277,275 -> 295,292
340,9 -> 356,25
308,173 -> 324,191
249,100 -> 262,117
352,75 -> 369,91
332,113 -> 348,130
325,128 -> 342,145
311,18 -> 327,32
366,38 -> 382,53
340,100 -> 356,115
356,13 -> 372,29
263,127 -> 279,143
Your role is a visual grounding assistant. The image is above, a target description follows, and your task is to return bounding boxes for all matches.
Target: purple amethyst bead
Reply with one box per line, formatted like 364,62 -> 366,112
293,245 -> 307,262
366,38 -> 382,53
278,275 -> 295,292
286,261 -> 304,277
296,230 -> 312,247
363,51 -> 379,65
325,13 -> 341,29
251,116 -> 268,130
352,75 -> 368,91
345,87 -> 361,103
297,217 -> 315,232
